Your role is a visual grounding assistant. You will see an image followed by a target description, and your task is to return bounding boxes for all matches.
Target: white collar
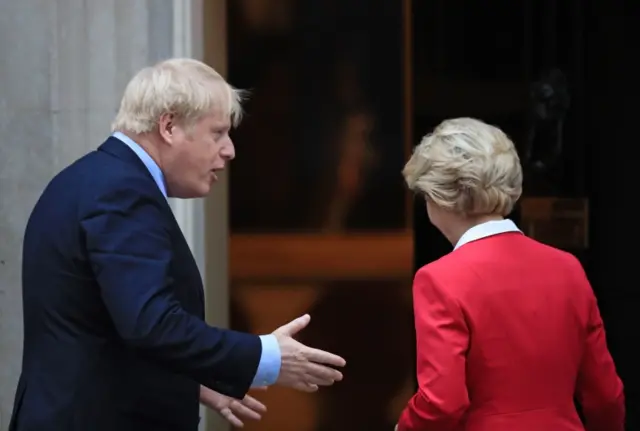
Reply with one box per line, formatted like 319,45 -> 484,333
454,219 -> 521,249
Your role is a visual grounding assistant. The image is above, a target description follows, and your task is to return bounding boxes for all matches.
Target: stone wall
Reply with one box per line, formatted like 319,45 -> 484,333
0,2 -> 225,429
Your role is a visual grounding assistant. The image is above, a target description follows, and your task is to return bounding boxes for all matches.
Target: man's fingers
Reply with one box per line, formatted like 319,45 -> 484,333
221,407 -> 244,428
303,373 -> 335,386
230,400 -> 262,421
304,346 -> 346,368
241,395 -> 267,413
293,381 -> 318,393
304,362 -> 343,384
273,314 -> 311,337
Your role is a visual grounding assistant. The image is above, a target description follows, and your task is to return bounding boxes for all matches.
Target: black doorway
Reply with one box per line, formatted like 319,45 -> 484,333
411,1 -> 639,428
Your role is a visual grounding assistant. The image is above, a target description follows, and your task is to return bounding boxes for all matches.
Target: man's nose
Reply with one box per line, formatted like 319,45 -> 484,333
221,142 -> 235,161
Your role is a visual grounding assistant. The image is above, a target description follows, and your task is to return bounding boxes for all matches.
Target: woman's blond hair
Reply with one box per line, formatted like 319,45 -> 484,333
403,117 -> 522,216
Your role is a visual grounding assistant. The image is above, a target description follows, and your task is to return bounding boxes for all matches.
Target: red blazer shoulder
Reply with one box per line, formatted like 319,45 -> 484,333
398,233 -> 624,431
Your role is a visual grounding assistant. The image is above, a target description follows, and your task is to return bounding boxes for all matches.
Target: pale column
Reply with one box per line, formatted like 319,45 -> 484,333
203,2 -> 231,431
0,0 -> 173,427
170,1 -> 230,430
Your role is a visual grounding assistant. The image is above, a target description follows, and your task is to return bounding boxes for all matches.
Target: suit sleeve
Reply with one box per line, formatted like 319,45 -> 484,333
575,281 -> 625,431
397,268 -> 470,431
80,180 -> 261,399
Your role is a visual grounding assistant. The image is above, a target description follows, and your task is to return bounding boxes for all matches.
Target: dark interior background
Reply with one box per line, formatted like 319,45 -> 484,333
225,0 -> 638,429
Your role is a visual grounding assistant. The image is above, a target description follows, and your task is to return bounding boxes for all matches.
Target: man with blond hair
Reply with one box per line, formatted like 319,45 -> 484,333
9,58 -> 345,431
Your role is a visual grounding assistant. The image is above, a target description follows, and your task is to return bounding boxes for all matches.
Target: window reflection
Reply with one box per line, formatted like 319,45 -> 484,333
228,0 -> 406,232
226,3 -> 413,430
231,282 -> 415,431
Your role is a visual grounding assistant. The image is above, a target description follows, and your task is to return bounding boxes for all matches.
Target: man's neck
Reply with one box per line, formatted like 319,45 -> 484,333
118,130 -> 163,169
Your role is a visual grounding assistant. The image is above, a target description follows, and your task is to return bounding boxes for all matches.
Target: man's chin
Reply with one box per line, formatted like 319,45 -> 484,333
168,185 -> 211,199
199,181 -> 214,197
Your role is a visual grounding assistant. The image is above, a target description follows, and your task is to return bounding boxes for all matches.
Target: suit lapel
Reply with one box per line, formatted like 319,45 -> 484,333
97,137 -> 205,305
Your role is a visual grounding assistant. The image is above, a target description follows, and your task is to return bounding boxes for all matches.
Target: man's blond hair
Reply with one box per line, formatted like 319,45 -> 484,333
111,58 -> 244,134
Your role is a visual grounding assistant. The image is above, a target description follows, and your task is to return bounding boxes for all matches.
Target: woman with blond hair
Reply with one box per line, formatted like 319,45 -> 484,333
396,118 -> 624,431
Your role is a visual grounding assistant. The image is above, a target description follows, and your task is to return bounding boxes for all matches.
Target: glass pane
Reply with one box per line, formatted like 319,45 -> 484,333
227,0 -> 407,232
231,281 -> 415,431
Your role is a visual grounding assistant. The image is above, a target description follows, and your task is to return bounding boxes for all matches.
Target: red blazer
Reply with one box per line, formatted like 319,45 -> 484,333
398,232 -> 624,431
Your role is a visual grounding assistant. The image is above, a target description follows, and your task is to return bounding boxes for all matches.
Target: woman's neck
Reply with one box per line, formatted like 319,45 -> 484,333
445,214 -> 505,247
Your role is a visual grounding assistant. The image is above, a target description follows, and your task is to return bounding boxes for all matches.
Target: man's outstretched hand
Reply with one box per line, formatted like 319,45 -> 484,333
200,385 -> 266,428
272,314 -> 346,392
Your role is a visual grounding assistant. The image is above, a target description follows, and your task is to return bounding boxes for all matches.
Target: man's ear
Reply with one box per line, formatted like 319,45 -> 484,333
158,112 -> 175,143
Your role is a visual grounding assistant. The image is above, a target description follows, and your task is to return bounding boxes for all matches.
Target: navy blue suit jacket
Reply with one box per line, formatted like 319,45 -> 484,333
10,137 -> 261,431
